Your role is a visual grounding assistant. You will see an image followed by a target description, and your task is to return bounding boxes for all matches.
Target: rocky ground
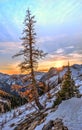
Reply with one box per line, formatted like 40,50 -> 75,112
14,106 -> 68,130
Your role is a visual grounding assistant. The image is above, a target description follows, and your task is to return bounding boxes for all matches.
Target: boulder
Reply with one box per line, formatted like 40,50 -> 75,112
42,118 -> 68,130
42,120 -> 54,130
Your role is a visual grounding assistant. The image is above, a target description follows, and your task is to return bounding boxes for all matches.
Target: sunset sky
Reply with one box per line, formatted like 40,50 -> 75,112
0,0 -> 82,74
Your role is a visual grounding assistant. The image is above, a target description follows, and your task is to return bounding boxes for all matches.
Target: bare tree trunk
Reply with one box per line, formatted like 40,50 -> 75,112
34,96 -> 44,110
29,25 -> 44,110
31,68 -> 44,110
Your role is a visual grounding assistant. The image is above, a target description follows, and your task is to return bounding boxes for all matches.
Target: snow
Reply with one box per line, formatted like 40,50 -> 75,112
35,72 -> 45,81
0,98 -> 8,103
0,83 -> 59,130
75,80 -> 82,86
39,85 -> 60,108
78,86 -> 82,94
75,79 -> 82,94
1,107 -> 35,130
45,97 -> 55,108
35,97 -> 82,130
60,68 -> 67,78
49,75 -> 58,82
0,103 -> 36,130
1,96 -> 82,130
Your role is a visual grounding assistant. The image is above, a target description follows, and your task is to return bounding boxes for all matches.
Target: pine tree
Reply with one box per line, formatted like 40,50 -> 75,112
13,9 -> 46,110
60,62 -> 77,99
54,62 -> 78,106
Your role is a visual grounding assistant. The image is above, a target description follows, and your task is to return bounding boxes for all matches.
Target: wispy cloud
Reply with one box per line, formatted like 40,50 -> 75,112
0,0 -> 82,73
37,33 -> 82,55
37,34 -> 67,44
55,48 -> 64,54
0,42 -> 22,54
65,46 -> 74,49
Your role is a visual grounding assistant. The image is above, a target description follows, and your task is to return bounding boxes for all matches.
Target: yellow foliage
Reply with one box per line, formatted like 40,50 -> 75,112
0,90 -> 10,96
12,84 -> 23,91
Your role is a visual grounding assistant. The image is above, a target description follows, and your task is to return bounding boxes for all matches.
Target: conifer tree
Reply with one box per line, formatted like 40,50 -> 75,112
54,62 -> 78,106
13,9 -> 46,110
61,63 -> 75,99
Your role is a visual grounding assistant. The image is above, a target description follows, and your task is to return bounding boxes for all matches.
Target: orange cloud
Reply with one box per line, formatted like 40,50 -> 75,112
0,58 -> 82,74
0,62 -> 20,74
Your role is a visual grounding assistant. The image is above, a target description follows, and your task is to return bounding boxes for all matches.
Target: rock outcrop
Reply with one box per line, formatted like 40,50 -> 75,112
42,118 -> 68,130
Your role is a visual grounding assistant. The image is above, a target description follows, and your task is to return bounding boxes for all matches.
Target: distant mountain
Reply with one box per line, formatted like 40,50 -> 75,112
40,64 -> 82,91
0,72 -> 45,95
0,64 -> 82,96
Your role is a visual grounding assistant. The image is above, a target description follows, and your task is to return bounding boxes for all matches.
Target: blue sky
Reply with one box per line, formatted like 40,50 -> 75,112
0,0 -> 82,74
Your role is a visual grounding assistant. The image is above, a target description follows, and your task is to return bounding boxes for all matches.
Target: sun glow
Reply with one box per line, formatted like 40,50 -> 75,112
54,61 -> 63,68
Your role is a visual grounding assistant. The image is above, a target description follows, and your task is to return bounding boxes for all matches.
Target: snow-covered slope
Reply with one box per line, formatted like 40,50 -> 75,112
0,83 -> 60,130
1,92 -> 82,130
35,97 -> 82,130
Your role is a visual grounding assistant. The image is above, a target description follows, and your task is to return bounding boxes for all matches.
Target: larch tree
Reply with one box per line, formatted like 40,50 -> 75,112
12,9 -> 46,110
